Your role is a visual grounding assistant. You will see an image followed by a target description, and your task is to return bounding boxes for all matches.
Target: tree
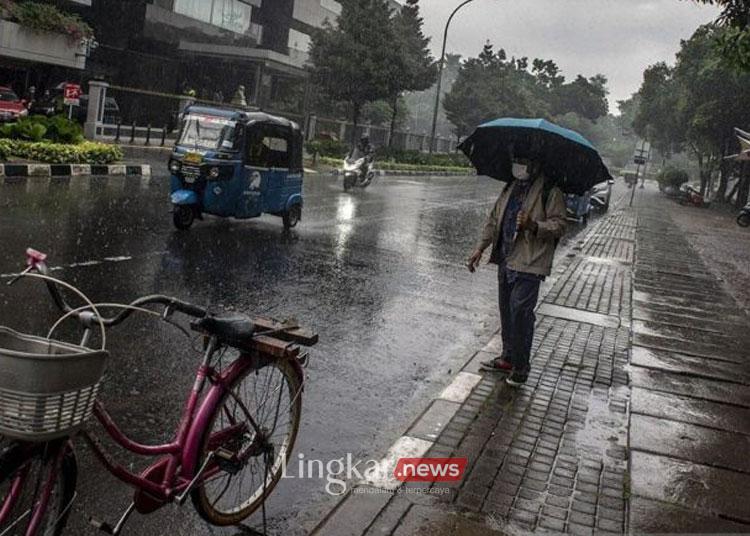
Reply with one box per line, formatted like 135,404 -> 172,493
634,25 -> 750,197
362,98 -> 409,127
384,0 -> 437,146
692,0 -> 750,70
633,63 -> 686,157
443,42 -> 609,139
551,75 -> 609,121
532,59 -> 564,90
309,0 -> 399,142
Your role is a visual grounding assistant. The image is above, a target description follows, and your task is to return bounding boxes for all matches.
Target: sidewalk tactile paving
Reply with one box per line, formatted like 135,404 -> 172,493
543,258 -> 631,318
581,236 -> 634,263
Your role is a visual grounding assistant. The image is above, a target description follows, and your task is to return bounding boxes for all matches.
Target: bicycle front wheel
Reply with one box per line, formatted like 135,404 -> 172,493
0,441 -> 77,536
191,357 -> 302,525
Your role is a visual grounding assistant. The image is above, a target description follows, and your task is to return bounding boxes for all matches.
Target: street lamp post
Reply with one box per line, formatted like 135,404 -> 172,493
428,0 -> 476,154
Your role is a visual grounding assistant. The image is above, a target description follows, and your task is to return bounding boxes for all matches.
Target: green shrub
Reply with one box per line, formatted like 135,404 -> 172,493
16,116 -> 47,141
44,115 -> 84,143
306,139 -> 470,168
305,139 -> 349,158
0,140 -> 123,164
316,156 -> 470,174
657,166 -> 689,190
0,139 -> 11,160
375,147 -> 469,168
0,115 -> 84,144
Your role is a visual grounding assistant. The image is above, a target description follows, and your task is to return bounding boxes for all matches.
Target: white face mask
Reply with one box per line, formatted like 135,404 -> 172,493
512,162 -> 530,181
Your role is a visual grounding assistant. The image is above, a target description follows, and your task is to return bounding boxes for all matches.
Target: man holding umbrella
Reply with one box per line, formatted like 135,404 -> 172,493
461,118 -> 612,386
467,153 -> 567,386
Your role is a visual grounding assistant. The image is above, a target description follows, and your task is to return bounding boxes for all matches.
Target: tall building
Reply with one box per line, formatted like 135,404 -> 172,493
0,0 -> 401,124
70,0 -> 358,124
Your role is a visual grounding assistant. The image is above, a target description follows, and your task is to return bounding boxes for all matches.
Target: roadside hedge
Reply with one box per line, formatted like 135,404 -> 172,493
0,139 -> 123,164
0,115 -> 84,144
317,156 -> 471,174
305,139 -> 349,159
376,148 -> 469,168
305,139 -> 469,168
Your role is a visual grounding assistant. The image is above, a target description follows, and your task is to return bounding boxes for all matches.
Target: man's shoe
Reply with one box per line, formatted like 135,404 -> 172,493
480,358 -> 513,372
506,371 -> 528,386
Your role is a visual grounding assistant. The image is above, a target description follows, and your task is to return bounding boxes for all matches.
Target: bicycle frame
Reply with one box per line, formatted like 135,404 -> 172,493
81,338 -> 301,509
2,339 -> 305,536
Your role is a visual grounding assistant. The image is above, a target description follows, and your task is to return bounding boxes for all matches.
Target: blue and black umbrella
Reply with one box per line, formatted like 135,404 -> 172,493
459,118 -> 613,196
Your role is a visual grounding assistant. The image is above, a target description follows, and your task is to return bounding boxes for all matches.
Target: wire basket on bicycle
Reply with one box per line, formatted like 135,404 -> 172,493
0,326 -> 108,442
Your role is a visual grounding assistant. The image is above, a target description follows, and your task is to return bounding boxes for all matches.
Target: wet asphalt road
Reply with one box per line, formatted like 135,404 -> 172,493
0,171 -> 510,535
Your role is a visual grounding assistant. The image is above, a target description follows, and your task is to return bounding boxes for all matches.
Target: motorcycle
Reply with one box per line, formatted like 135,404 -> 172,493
737,203 -> 750,227
678,184 -> 708,208
342,155 -> 375,191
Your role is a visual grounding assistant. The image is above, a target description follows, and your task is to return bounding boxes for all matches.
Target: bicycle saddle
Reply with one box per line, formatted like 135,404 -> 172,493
194,315 -> 256,345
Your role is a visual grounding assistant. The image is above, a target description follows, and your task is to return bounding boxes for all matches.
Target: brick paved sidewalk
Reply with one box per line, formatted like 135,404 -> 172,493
311,185 -> 750,536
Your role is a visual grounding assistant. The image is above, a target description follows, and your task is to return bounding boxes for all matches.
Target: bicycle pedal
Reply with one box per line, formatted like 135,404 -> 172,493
89,517 -> 115,534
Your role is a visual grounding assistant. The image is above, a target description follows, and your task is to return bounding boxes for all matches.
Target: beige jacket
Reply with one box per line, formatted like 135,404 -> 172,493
476,175 -> 567,276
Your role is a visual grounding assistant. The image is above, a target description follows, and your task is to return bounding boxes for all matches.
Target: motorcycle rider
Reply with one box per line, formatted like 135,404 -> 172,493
351,135 -> 374,182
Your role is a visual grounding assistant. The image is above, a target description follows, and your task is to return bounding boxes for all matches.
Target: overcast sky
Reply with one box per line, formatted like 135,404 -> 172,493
417,0 -> 721,111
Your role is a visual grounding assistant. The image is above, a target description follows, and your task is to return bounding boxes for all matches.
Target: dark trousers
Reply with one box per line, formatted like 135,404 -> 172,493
498,266 -> 541,374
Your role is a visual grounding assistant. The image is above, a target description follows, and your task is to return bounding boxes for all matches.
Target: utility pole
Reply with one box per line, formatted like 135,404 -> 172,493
629,140 -> 650,207
429,0 -> 476,154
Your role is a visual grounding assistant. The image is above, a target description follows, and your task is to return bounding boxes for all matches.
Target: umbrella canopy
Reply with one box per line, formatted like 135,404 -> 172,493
459,118 -> 613,195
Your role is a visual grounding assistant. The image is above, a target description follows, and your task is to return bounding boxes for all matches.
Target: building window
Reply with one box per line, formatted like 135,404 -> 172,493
174,0 -> 254,35
288,28 -> 311,53
320,0 -> 342,15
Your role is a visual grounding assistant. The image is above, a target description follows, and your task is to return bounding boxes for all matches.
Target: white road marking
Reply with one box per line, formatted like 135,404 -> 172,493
361,436 -> 433,491
439,371 -> 482,403
0,252 -> 164,279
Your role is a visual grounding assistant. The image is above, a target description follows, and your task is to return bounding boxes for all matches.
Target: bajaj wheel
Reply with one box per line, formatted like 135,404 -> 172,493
737,213 -> 750,228
173,205 -> 195,230
283,205 -> 301,229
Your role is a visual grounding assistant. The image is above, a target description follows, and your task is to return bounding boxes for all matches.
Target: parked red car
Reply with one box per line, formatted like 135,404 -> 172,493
0,86 -> 28,122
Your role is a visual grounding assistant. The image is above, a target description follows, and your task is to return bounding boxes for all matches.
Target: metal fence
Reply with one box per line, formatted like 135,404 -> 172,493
89,84 -> 457,153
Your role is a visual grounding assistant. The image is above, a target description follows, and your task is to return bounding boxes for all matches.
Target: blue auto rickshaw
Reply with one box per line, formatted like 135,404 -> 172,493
168,105 -> 304,230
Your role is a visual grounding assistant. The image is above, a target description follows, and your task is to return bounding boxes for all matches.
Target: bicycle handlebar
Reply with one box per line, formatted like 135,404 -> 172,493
26,248 -> 207,328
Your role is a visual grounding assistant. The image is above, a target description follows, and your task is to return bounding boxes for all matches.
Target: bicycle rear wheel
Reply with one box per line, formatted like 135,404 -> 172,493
191,357 -> 302,526
0,440 -> 77,536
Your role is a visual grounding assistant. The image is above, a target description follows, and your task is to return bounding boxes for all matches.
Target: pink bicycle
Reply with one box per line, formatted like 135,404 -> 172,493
0,249 -> 317,536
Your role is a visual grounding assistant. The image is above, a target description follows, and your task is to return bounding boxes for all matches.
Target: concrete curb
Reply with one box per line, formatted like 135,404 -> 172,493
0,163 -> 151,178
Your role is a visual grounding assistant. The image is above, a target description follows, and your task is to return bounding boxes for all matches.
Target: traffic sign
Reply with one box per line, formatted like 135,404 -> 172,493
63,83 -> 82,106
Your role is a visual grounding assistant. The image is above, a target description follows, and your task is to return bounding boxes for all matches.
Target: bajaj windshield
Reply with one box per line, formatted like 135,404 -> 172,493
178,114 -> 237,151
